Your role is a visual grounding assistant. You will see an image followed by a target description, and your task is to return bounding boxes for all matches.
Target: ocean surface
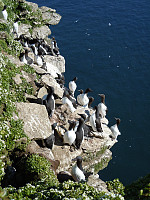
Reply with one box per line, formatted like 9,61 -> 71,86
32,0 -> 150,185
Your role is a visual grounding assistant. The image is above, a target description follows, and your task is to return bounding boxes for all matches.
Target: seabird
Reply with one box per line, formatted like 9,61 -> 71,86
63,121 -> 76,146
88,96 -> 94,108
71,156 -> 85,182
44,123 -> 57,149
62,96 -> 76,113
95,106 -> 103,133
2,5 -> 8,20
69,77 -> 78,96
75,118 -> 84,149
77,89 -> 84,105
19,50 -> 33,65
31,45 -> 43,66
90,106 -> 103,132
13,18 -> 19,37
18,35 -> 29,48
51,37 -> 60,56
77,88 -> 92,107
78,113 -> 90,137
43,86 -> 55,118
98,94 -> 108,118
63,90 -> 77,108
110,118 -> 121,140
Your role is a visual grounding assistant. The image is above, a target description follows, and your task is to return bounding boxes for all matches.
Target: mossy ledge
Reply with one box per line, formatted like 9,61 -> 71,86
0,0 -> 149,199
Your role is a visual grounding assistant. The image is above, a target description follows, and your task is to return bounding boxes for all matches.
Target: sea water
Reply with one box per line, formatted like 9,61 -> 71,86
32,0 -> 150,185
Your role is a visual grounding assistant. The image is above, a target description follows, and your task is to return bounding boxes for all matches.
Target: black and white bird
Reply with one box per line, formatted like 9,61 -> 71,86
44,123 -> 57,149
2,5 -> 8,20
43,86 -> 55,118
75,118 -> 84,149
78,113 -> 90,137
88,97 -> 94,108
69,77 -> 78,96
18,35 -> 29,48
98,94 -> 108,118
13,18 -> 19,37
51,37 -> 60,56
77,88 -> 92,107
31,44 -> 43,66
71,156 -> 85,182
62,95 -> 76,113
77,89 -> 84,105
63,121 -> 76,146
63,90 -> 77,108
90,106 -> 103,132
110,118 -> 121,140
19,49 -> 33,65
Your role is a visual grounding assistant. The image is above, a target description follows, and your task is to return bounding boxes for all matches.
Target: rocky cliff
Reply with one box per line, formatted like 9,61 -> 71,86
0,0 -> 124,199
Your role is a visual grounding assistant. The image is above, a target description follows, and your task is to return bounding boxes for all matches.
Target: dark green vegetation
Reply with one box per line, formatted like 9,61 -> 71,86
125,174 -> 150,200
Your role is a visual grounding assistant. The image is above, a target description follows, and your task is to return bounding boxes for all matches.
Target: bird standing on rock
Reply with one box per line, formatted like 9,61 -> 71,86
90,106 -> 103,133
2,5 -> 8,20
98,94 -> 108,118
43,86 -> 55,118
75,118 -> 84,149
77,88 -> 92,107
78,113 -> 90,137
63,121 -> 76,146
110,118 -> 121,140
69,77 -> 78,97
71,156 -> 85,182
77,89 -> 84,105
19,49 -> 33,65
88,96 -> 94,108
62,96 -> 76,113
13,18 -> 19,37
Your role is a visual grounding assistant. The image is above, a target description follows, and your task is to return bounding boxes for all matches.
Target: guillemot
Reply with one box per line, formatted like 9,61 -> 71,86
110,118 -> 121,140
78,113 -> 90,137
19,49 -> 33,65
71,156 -> 85,182
43,86 -> 55,118
2,5 -> 8,20
63,121 -> 76,146
90,106 -> 103,132
69,77 -> 78,97
75,118 -> 84,149
77,88 -> 92,107
13,18 -> 19,37
98,94 -> 108,118
88,96 -> 94,108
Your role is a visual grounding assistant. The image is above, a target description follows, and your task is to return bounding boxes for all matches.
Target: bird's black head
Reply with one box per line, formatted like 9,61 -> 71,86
115,117 -> 121,126
25,49 -> 29,54
47,86 -> 54,95
3,5 -> 7,10
85,88 -> 92,94
79,117 -> 84,124
73,77 -> 78,82
78,113 -> 86,121
72,156 -> 82,163
98,94 -> 105,103
68,121 -> 76,130
14,18 -> 19,23
78,89 -> 84,94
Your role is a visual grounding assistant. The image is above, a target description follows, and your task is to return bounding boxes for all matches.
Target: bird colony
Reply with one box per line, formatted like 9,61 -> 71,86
1,4 -> 121,184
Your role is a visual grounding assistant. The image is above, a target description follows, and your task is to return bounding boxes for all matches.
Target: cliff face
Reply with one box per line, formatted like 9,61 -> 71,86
0,0 -> 123,197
